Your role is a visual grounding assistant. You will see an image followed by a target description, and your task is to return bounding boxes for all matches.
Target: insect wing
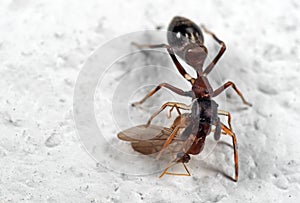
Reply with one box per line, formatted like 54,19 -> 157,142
117,125 -> 166,141
118,125 -> 183,155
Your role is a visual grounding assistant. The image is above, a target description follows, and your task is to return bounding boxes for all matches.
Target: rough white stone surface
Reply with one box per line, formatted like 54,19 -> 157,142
0,0 -> 299,202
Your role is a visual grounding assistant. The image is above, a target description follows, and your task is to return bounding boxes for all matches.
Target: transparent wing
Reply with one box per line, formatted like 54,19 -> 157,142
117,125 -> 183,155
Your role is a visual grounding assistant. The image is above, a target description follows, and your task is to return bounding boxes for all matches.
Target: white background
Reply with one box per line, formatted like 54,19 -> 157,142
0,0 -> 300,202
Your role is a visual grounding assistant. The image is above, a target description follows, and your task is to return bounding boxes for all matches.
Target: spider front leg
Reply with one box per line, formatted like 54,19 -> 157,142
201,25 -> 226,75
132,42 -> 196,84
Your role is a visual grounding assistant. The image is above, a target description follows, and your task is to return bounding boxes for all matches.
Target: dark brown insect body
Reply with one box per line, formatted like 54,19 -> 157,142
119,16 -> 251,181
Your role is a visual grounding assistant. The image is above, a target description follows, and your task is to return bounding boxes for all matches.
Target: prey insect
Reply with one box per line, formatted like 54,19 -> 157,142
118,16 -> 251,181
118,113 -> 193,177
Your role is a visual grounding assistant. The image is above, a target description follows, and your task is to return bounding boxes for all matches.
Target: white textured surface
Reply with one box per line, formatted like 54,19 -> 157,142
1,0 -> 300,202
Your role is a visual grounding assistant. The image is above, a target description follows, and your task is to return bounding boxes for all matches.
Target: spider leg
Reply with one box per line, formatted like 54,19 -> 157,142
201,25 -> 226,75
218,110 -> 232,131
132,42 -> 195,84
212,81 -> 252,106
131,83 -> 192,107
220,122 -> 238,182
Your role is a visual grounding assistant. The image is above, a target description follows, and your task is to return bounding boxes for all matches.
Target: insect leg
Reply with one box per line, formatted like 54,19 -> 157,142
218,110 -> 232,131
131,83 -> 192,107
146,102 -> 191,126
156,126 -> 181,160
212,81 -> 252,106
132,42 -> 195,84
167,104 -> 180,118
201,25 -> 226,75
159,162 -> 191,178
220,123 -> 238,182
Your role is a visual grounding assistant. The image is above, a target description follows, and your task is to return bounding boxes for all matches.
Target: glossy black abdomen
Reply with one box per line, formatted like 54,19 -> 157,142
167,16 -> 204,47
167,16 -> 204,61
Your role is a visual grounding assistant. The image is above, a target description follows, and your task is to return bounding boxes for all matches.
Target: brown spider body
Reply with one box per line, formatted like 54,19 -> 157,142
120,16 -> 252,181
